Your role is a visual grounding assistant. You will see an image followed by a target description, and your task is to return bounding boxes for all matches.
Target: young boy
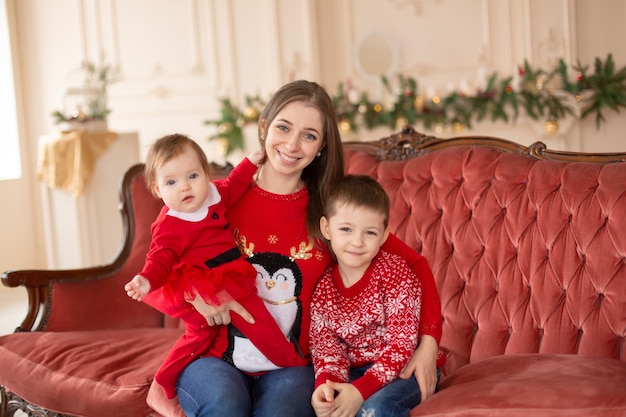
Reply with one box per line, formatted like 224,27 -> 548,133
125,133 -> 306,400
309,174 -> 423,417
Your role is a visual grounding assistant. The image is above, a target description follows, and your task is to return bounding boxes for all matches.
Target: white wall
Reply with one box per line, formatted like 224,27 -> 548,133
1,0 -> 625,274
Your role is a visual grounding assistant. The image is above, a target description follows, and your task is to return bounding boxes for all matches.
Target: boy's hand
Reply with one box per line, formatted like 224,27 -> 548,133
325,380 -> 362,417
124,275 -> 151,301
311,383 -> 336,417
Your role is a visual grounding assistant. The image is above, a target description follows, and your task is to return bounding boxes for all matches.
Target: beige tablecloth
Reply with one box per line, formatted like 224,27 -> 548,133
37,130 -> 118,198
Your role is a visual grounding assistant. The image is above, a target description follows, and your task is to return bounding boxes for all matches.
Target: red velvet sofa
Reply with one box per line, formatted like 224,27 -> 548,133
1,127 -> 625,417
343,128 -> 626,417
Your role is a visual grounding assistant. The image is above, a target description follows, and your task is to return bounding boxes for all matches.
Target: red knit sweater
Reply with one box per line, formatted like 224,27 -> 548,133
204,181 -> 443,364
204,182 -> 331,360
309,250 -> 422,400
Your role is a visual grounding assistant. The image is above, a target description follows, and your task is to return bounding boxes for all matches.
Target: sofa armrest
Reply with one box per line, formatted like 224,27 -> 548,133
1,262 -> 150,332
1,164 -> 167,332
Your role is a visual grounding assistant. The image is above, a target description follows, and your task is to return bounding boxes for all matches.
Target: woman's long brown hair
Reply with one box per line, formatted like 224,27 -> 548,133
258,80 -> 345,240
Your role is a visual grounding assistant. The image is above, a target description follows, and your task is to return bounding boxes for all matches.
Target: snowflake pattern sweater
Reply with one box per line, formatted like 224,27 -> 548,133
309,250 -> 422,400
202,181 -> 444,368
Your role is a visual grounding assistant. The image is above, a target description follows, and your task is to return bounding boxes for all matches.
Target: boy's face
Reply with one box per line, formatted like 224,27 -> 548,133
320,203 -> 390,274
152,146 -> 210,213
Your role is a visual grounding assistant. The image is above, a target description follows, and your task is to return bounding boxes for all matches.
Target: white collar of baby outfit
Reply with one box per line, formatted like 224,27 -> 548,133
166,182 -> 221,222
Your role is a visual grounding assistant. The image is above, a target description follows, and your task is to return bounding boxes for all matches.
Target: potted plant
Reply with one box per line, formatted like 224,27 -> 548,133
51,59 -> 120,132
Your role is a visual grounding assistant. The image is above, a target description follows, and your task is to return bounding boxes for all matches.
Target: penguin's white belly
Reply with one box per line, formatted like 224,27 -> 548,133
266,302 -> 298,335
230,301 -> 298,372
231,336 -> 282,372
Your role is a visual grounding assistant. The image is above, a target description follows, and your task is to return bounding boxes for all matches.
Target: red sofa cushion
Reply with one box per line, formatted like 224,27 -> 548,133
410,354 -> 626,417
0,328 -> 183,417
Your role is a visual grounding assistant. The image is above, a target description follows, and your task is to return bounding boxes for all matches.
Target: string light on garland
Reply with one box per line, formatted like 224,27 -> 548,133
204,54 -> 626,154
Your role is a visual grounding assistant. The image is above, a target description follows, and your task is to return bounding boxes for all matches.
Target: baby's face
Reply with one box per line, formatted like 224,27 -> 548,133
153,146 -> 210,213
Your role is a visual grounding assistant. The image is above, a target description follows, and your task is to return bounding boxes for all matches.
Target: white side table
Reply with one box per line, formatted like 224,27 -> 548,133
38,131 -> 140,269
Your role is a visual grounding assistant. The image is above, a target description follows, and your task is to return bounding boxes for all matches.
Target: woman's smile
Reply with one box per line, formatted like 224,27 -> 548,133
275,149 -> 301,164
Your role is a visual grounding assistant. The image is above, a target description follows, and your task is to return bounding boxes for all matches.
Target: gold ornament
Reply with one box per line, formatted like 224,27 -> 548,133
395,117 -> 408,129
544,119 -> 559,135
71,109 -> 88,121
217,122 -> 232,134
414,96 -> 424,111
452,122 -> 465,133
243,106 -> 258,120
338,120 -> 351,134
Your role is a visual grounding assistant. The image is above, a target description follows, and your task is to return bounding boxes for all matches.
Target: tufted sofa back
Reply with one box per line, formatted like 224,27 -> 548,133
344,128 -> 626,377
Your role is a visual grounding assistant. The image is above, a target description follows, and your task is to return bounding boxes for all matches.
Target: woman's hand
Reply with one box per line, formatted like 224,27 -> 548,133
187,289 -> 255,326
399,335 -> 438,402
247,150 -> 264,166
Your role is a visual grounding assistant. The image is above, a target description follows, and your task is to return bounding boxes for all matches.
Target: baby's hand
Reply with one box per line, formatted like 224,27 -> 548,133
247,150 -> 264,166
124,275 -> 151,301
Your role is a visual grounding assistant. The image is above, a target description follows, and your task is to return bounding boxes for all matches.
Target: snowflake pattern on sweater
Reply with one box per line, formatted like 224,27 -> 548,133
309,250 -> 422,400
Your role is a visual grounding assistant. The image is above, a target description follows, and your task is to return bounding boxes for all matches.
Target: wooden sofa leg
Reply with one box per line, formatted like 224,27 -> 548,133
0,386 -> 70,417
0,386 -> 15,417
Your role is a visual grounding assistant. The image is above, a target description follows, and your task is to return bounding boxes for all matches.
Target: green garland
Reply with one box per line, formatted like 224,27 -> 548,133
205,53 -> 626,154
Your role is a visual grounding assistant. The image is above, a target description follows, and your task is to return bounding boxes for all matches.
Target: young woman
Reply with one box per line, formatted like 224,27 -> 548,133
175,80 -> 443,417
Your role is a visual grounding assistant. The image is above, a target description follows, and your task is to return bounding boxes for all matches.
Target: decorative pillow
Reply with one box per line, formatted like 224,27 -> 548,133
410,354 -> 626,417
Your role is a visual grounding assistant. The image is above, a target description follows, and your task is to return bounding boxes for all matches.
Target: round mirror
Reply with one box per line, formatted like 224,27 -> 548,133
354,30 -> 399,82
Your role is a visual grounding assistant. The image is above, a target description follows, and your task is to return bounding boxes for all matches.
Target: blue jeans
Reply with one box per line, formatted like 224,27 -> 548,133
176,356 -> 316,417
349,365 -> 441,417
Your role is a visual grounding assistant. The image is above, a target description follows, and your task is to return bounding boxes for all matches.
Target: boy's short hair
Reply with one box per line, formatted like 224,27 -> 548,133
144,133 -> 212,197
324,175 -> 390,226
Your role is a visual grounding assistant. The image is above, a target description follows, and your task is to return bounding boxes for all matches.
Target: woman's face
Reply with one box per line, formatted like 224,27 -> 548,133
263,101 -> 324,178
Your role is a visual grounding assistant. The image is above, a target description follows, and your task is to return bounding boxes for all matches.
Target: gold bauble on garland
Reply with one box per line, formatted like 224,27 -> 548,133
544,119 -> 559,135
395,116 -> 408,129
217,122 -> 232,134
452,122 -> 466,133
243,106 -> 259,120
414,96 -> 425,111
338,120 -> 352,134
